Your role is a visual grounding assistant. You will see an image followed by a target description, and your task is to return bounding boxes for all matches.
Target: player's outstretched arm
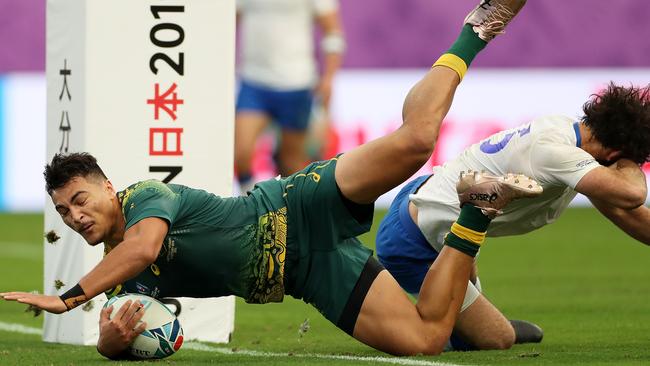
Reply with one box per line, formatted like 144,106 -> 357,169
76,217 -> 167,306
2,217 -> 166,313
576,159 -> 647,209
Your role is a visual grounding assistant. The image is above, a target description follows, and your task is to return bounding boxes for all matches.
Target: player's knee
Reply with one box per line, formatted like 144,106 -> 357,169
405,329 -> 447,356
417,336 -> 446,356
475,327 -> 515,350
399,125 -> 437,163
484,336 -> 515,350
388,328 -> 446,356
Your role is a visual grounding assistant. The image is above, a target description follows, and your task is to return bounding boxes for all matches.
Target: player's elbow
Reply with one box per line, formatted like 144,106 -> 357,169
620,189 -> 646,209
630,195 -> 646,209
136,244 -> 160,265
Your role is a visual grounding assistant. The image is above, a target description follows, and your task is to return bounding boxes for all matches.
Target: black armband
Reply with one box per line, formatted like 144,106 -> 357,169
60,283 -> 88,311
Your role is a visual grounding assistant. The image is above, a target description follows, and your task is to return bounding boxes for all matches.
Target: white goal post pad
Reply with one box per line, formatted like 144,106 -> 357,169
45,0 -> 235,345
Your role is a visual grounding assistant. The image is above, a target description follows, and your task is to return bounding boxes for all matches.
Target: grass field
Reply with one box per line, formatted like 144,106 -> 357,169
1,208 -> 650,365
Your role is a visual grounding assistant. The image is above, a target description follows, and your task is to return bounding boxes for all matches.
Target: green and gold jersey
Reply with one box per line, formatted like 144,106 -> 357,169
105,179 -> 288,304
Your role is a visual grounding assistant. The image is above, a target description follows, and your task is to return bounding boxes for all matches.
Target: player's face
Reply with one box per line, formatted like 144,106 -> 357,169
50,176 -> 118,246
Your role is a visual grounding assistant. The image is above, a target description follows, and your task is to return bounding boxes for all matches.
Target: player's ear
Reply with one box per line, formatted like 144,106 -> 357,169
604,149 -> 622,163
104,179 -> 116,195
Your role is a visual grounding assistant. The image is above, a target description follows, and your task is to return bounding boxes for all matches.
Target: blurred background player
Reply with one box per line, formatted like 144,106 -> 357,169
377,82 -> 650,351
235,0 -> 345,193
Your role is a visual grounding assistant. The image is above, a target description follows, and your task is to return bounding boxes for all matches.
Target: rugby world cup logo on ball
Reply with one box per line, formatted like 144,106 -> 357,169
104,294 -> 184,359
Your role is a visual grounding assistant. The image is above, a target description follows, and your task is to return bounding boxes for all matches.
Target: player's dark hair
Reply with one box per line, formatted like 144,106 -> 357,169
44,153 -> 108,194
582,82 -> 650,164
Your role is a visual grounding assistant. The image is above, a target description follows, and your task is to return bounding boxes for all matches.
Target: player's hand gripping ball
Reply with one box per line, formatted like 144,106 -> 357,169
104,294 -> 184,359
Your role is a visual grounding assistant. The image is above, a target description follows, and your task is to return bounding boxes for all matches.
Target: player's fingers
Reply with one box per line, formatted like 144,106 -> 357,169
0,292 -> 28,300
100,305 -> 113,322
0,293 -> 16,301
134,304 -> 145,322
114,299 -> 132,321
133,321 -> 147,335
15,297 -> 33,304
123,300 -> 142,322
127,304 -> 145,328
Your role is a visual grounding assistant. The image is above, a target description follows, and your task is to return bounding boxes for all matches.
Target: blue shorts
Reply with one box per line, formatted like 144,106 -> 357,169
236,80 -> 313,131
376,174 -> 438,294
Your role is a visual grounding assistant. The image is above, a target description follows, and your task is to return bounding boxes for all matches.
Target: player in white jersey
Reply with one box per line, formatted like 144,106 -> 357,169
235,0 -> 345,192
377,83 -> 650,351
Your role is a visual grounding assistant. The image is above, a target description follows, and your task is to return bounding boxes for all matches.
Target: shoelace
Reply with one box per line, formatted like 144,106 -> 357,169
476,4 -> 516,37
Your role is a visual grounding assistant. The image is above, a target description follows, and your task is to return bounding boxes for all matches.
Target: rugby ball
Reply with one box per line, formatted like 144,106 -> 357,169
104,293 -> 184,359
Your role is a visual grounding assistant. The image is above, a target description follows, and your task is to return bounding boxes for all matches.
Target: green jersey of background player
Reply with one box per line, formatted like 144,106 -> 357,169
2,0 -> 536,359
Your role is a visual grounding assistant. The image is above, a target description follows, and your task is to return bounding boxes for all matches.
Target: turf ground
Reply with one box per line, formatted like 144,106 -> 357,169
1,208 -> 650,365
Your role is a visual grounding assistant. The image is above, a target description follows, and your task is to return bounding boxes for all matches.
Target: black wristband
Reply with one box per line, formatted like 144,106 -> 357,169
59,283 -> 88,311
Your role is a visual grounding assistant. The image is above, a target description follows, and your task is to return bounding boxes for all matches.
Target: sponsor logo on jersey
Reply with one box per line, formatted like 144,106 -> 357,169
165,238 -> 178,262
576,159 -> 597,168
136,282 -> 151,294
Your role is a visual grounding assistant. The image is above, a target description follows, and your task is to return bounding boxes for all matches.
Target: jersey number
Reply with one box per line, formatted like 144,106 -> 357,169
480,124 -> 531,154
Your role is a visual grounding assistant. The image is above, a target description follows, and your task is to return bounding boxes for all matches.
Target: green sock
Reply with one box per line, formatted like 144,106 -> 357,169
446,24 -> 487,67
444,205 -> 492,257
456,204 -> 491,232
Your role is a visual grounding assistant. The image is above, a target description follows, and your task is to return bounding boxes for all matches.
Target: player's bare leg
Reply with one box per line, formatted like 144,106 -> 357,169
335,65 -> 459,204
451,292 -> 543,350
453,294 -> 516,350
336,0 -> 527,204
354,172 -> 541,355
278,128 -> 309,176
235,111 -> 270,193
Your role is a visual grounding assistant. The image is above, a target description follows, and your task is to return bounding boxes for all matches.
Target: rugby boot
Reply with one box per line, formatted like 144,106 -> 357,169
457,170 -> 542,218
511,319 -> 544,344
465,0 -> 527,42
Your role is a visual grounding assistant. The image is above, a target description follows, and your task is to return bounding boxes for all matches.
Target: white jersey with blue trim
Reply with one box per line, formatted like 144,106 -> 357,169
237,0 -> 338,90
411,115 -> 602,251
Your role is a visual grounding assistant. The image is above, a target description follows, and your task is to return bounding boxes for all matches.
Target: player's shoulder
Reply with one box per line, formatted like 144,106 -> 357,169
118,180 -> 177,208
530,115 -> 578,144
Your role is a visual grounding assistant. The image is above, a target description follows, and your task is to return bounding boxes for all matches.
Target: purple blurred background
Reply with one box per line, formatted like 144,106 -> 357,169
1,0 -> 649,72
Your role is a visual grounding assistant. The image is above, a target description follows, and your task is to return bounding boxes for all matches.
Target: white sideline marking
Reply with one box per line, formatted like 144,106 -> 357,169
0,321 -> 466,366
0,321 -> 41,335
184,342 -> 466,366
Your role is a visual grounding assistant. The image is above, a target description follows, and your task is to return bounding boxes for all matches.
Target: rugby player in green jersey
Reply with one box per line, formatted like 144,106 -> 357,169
2,0 -> 537,358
